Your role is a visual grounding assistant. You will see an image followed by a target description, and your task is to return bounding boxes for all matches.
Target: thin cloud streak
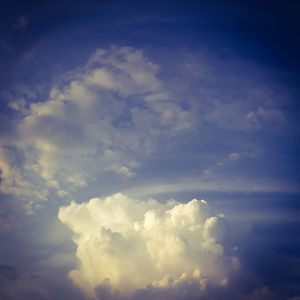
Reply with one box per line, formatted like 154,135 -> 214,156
123,178 -> 300,199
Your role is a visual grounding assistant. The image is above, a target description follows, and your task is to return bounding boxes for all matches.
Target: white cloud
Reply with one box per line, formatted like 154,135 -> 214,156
58,193 -> 239,299
0,45 -> 294,299
0,46 -> 291,215
0,46 -> 195,208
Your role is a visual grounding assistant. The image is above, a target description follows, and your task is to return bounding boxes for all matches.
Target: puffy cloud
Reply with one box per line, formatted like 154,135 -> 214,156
0,45 -> 290,213
58,193 -> 239,299
0,46 -> 195,209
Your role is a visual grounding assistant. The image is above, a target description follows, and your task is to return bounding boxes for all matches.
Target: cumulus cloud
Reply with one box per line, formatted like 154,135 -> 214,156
58,193 -> 240,299
0,46 -> 194,209
0,45 -> 290,214
0,45 -> 294,299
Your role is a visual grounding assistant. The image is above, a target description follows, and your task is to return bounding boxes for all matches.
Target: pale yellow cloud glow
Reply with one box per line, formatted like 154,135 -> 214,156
58,193 -> 238,299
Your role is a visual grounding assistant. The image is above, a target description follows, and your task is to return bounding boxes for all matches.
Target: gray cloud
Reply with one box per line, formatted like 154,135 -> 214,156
0,265 -> 19,282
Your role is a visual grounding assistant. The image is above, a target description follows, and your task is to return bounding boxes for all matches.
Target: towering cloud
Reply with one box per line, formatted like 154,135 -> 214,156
58,193 -> 240,299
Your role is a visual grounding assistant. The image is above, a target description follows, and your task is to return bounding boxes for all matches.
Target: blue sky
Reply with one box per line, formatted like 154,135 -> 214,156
0,1 -> 300,299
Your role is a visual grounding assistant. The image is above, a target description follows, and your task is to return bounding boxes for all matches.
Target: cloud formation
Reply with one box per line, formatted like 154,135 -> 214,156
0,46 -> 195,212
0,45 -> 290,215
58,193 -> 240,299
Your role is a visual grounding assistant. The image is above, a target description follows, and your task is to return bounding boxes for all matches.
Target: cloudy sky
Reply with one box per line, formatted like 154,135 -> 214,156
0,0 -> 300,299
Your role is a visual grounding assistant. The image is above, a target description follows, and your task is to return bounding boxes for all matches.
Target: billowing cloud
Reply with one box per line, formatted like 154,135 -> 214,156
0,3 -> 298,298
0,46 -> 195,210
58,193 -> 240,299
0,45 -> 290,214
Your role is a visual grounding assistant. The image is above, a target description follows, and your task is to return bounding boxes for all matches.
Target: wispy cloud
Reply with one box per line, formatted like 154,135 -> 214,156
123,177 -> 300,199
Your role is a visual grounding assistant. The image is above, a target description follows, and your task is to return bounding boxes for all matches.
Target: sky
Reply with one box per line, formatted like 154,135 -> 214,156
0,0 -> 300,299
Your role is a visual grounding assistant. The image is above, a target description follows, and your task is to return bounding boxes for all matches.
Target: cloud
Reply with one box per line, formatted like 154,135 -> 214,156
203,149 -> 262,177
181,51 -> 287,131
0,265 -> 19,282
123,177 -> 300,199
0,46 -> 195,210
58,193 -> 240,299
202,100 -> 285,131
0,46 -> 291,214
246,106 -> 286,128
